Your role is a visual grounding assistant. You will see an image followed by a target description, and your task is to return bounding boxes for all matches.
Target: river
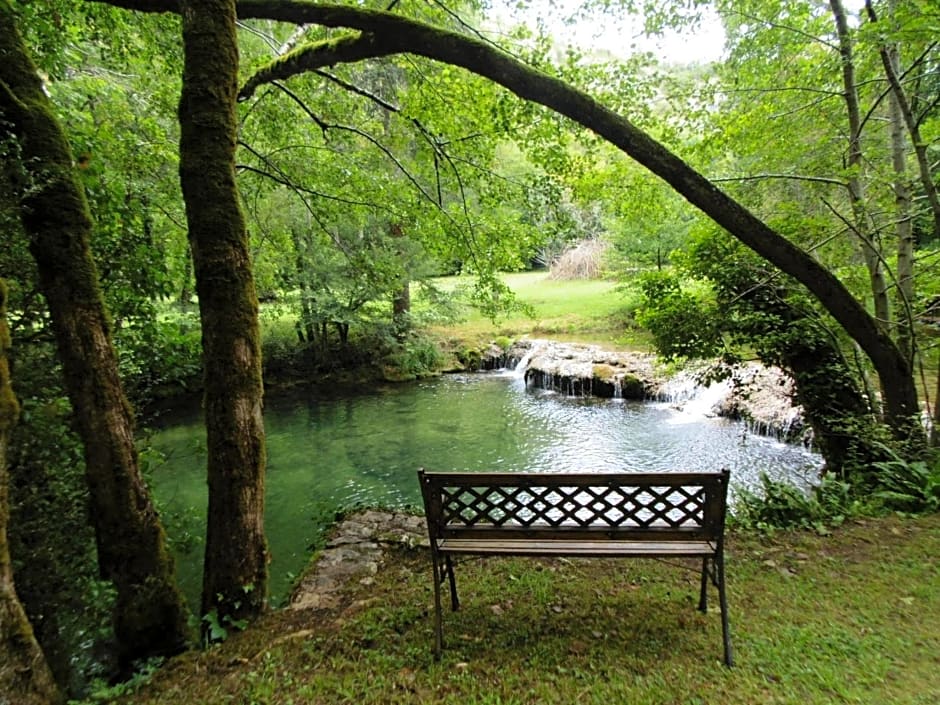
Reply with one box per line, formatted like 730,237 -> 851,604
149,369 -> 822,607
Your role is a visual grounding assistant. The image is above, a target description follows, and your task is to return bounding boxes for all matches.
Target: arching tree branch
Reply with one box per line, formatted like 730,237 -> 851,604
93,0 -> 922,438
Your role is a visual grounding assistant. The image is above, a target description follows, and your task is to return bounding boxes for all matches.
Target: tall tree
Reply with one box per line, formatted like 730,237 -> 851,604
0,1 -> 189,667
830,0 -> 891,334
178,0 -> 269,626
0,280 -> 62,705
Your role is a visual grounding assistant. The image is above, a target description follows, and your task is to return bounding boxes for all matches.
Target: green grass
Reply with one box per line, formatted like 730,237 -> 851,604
109,513 -> 940,705
425,272 -> 649,350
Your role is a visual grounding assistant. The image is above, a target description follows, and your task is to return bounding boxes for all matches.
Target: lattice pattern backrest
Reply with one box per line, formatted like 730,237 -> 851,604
419,471 -> 730,539
438,482 -> 705,529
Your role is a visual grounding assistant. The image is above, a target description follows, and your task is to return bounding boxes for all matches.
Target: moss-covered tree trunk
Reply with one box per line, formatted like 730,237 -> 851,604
0,2 -> 189,669
0,281 -> 62,705
178,0 -> 268,626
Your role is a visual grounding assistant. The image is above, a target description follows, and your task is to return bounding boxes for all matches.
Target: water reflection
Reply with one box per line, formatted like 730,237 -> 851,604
150,371 -> 822,605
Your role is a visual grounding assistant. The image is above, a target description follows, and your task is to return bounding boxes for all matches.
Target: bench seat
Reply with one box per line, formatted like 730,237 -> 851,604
437,538 -> 718,557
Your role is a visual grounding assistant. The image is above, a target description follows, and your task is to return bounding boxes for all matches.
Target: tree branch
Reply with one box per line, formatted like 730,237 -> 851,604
711,173 -> 847,187
90,0 -> 921,429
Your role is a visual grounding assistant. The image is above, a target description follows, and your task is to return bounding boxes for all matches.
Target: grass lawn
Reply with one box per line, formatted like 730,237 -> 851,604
425,272 -> 649,350
111,513 -> 940,705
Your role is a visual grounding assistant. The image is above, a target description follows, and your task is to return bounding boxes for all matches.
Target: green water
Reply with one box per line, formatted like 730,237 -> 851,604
149,371 -> 821,607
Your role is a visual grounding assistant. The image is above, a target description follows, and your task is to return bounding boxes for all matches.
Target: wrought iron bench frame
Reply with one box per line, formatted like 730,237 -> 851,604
417,469 -> 732,666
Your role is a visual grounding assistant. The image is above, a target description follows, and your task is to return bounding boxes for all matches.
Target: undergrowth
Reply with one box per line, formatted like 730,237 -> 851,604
733,449 -> 940,534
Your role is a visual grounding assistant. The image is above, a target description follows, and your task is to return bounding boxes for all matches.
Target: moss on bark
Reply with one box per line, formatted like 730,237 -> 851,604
0,279 -> 63,705
177,0 -> 268,626
0,3 -> 190,669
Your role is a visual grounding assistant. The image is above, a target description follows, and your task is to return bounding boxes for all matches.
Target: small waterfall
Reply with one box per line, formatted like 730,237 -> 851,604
511,348 -> 537,376
743,406 -> 809,446
509,341 -> 549,379
656,371 -> 731,420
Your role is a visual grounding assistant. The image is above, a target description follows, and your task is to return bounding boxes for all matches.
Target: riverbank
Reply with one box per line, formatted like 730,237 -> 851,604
107,510 -> 940,704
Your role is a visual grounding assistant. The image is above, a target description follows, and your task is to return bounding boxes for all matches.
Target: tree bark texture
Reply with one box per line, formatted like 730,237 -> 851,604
0,281 -> 62,705
92,0 -> 926,445
0,2 -> 189,668
887,52 -> 915,363
390,223 -> 410,336
177,0 -> 269,625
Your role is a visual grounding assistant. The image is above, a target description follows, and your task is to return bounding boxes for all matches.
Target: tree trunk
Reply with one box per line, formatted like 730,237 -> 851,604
390,224 -> 410,338
830,0 -> 891,337
933,346 -> 939,448
888,51 -> 915,363
866,1 -> 940,243
289,227 -> 317,345
0,2 -> 189,669
0,281 -> 62,705
177,0 -> 268,628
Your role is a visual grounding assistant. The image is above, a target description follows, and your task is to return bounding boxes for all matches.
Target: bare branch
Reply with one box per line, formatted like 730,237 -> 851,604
711,173 -> 847,188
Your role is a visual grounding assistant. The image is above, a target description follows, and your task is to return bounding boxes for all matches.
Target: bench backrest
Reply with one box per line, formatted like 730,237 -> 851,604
418,470 -> 730,543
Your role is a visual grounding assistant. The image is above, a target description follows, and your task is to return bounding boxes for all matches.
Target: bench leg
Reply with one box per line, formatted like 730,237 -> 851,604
431,554 -> 444,661
445,555 -> 459,611
716,554 -> 733,667
698,557 -> 709,612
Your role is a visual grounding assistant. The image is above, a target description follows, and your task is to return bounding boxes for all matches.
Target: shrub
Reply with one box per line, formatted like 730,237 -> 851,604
871,448 -> 940,514
732,474 -> 866,533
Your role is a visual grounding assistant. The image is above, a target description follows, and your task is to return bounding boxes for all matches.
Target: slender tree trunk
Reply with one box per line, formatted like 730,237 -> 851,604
390,224 -> 410,338
0,2 -> 189,668
933,347 -> 939,447
289,227 -> 317,345
830,0 -> 891,335
0,282 -> 62,705
866,1 -> 940,243
178,0 -> 268,627
887,50 -> 915,363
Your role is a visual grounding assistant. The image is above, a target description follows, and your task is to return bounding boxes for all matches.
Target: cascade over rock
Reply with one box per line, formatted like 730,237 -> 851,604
482,339 -> 806,442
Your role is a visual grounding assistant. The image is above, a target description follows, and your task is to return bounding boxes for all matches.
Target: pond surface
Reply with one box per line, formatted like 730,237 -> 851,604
149,370 -> 822,606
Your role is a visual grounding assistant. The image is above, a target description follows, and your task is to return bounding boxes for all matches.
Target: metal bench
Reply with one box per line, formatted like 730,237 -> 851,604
417,469 -> 732,666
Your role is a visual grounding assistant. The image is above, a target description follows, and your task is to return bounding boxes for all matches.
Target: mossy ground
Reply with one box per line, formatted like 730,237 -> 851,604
107,513 -> 940,705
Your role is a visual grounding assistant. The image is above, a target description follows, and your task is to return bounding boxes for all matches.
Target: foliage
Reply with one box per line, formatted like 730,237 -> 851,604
383,330 -> 447,380
731,475 -> 867,534
872,447 -> 940,514
634,269 -> 721,360
115,315 -> 203,404
7,385 -> 119,693
66,656 -> 164,705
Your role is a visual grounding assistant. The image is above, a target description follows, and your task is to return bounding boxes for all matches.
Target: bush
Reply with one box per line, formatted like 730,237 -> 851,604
384,332 -> 446,380
872,448 -> 940,514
